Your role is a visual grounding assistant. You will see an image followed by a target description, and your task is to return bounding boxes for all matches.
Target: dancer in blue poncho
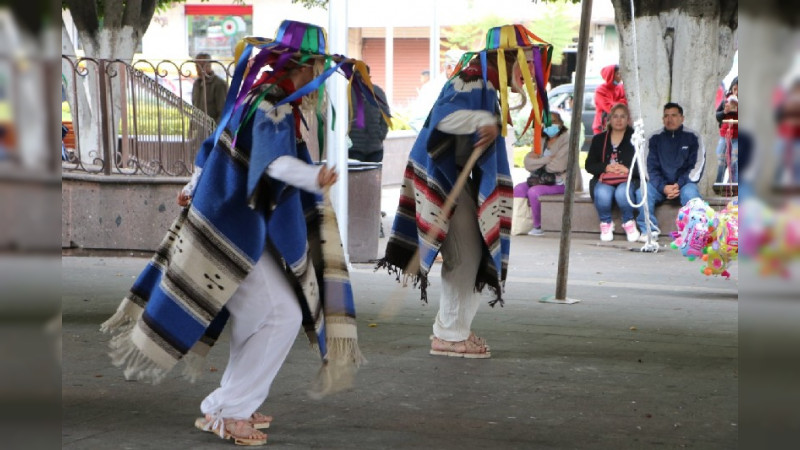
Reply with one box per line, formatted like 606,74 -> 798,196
101,21 -> 388,446
377,24 -> 553,359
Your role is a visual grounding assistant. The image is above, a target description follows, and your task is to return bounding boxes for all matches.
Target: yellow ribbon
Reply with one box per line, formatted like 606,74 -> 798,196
494,26 -> 521,138
352,60 -> 392,128
497,50 -> 508,138
516,47 -> 542,154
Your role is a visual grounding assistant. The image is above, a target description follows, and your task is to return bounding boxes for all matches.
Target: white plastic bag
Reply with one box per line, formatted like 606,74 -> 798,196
511,197 -> 533,236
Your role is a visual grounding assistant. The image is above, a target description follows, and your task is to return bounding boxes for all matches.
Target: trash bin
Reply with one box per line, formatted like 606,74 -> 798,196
346,161 -> 382,263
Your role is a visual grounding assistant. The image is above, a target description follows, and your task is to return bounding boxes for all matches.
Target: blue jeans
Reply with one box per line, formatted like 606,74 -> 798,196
715,136 -> 738,183
593,181 -> 636,223
635,182 -> 701,232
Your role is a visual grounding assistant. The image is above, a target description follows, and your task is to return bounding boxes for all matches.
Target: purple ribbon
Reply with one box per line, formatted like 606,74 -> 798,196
352,81 -> 365,128
232,46 -> 277,113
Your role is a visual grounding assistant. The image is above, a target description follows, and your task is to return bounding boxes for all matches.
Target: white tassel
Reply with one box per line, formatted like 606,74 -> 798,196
99,298 -> 142,333
107,328 -> 168,384
99,309 -> 133,334
307,338 -> 365,399
181,351 -> 205,383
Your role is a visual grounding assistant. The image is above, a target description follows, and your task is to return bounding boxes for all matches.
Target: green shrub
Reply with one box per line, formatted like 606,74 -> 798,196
388,109 -> 412,131
513,146 -> 529,168
123,103 -> 196,137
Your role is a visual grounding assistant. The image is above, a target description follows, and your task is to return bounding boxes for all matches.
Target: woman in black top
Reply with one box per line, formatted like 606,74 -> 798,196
585,103 -> 641,242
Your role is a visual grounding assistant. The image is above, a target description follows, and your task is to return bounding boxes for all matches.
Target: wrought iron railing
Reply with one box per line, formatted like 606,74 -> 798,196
61,56 -> 234,176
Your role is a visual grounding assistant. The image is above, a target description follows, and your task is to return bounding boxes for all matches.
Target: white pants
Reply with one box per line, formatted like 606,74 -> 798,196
433,188 -> 484,342
200,250 -> 302,420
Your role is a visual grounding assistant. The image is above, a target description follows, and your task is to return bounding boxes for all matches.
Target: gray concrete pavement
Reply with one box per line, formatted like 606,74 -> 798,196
63,213 -> 738,449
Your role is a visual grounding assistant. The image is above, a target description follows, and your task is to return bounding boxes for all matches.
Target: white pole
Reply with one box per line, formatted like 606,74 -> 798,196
429,0 -> 439,76
327,0 -> 350,261
385,25 -> 394,108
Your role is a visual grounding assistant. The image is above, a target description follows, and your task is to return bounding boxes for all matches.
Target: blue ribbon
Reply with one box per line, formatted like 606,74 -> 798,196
272,58 -> 347,110
480,51 -> 490,112
196,43 -> 254,167
246,58 -> 348,198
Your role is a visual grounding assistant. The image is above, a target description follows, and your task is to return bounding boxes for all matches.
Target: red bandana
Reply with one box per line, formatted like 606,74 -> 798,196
252,71 -> 303,136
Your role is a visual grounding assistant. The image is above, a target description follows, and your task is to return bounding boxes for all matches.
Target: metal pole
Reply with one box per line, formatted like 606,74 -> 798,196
327,0 -> 350,260
46,59 -> 60,174
553,0 -> 593,302
430,0 -> 439,77
97,59 -> 113,175
385,26 -> 394,108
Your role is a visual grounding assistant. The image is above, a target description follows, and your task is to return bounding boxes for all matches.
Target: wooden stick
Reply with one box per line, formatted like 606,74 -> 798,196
377,142 -> 490,320
403,143 -> 490,275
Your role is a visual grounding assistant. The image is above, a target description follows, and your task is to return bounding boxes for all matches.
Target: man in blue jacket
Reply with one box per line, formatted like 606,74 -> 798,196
635,102 -> 705,241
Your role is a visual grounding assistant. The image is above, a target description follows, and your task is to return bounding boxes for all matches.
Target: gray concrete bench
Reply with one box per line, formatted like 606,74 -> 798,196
539,193 -> 733,235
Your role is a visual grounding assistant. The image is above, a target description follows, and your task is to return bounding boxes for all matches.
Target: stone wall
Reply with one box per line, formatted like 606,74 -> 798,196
62,173 -> 186,252
540,194 -> 731,235
62,129 -> 516,254
61,171 -> 383,260
381,127 -> 517,186
0,172 -> 61,252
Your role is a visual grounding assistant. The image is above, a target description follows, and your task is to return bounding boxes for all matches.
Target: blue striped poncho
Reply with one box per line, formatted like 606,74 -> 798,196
376,65 -> 513,305
101,83 -> 362,388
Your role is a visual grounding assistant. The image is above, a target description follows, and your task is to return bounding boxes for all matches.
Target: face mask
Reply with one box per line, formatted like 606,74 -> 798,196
543,125 -> 560,138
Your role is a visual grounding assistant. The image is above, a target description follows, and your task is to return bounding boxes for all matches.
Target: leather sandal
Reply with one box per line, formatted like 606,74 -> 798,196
195,416 -> 269,445
468,332 -> 490,351
195,412 -> 272,431
248,412 -> 272,430
220,419 -> 267,446
429,336 -> 491,359
429,332 -> 490,351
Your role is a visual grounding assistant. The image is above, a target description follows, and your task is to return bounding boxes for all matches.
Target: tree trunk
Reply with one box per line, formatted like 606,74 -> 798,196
62,16 -> 139,166
62,21 -> 100,166
611,0 -> 738,196
82,30 -> 138,169
62,0 -> 146,166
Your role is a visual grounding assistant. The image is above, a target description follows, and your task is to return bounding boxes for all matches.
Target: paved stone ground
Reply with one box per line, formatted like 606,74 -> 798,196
62,211 -> 738,449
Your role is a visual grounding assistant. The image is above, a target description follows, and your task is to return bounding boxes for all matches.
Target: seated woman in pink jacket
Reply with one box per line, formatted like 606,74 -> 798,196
513,110 -> 570,236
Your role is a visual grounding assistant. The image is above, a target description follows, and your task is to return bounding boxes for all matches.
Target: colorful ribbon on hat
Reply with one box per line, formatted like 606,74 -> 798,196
199,20 -> 390,195
229,22 -> 393,197
466,24 -> 553,155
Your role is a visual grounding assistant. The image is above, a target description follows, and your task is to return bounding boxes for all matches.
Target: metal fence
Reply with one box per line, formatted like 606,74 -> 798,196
61,56 -> 233,176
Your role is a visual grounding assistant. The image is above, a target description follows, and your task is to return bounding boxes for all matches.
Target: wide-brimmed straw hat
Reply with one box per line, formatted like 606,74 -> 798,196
221,20 -> 388,148
449,24 -> 553,154
204,20 -> 390,200
233,20 -> 345,68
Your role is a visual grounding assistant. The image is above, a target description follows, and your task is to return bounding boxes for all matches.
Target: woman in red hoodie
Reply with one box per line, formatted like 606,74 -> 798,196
592,64 -> 627,135
715,77 -> 738,183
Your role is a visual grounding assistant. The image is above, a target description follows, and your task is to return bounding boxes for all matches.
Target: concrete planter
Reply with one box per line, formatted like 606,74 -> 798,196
62,172 -> 186,253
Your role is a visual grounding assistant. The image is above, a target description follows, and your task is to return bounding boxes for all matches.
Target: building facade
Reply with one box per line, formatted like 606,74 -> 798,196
64,0 -> 620,117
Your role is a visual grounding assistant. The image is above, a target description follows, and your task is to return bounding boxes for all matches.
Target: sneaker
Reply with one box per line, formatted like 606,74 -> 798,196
638,231 -> 659,243
622,220 -> 640,242
527,227 -> 544,236
600,222 -> 614,241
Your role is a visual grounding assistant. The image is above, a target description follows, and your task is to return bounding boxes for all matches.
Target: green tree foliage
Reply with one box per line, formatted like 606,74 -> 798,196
441,15 -> 511,54
62,1 -> 186,40
529,2 -> 578,65
291,0 -> 328,8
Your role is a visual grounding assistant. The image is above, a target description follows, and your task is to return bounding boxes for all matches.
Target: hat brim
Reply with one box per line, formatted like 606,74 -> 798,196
237,36 -> 356,65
